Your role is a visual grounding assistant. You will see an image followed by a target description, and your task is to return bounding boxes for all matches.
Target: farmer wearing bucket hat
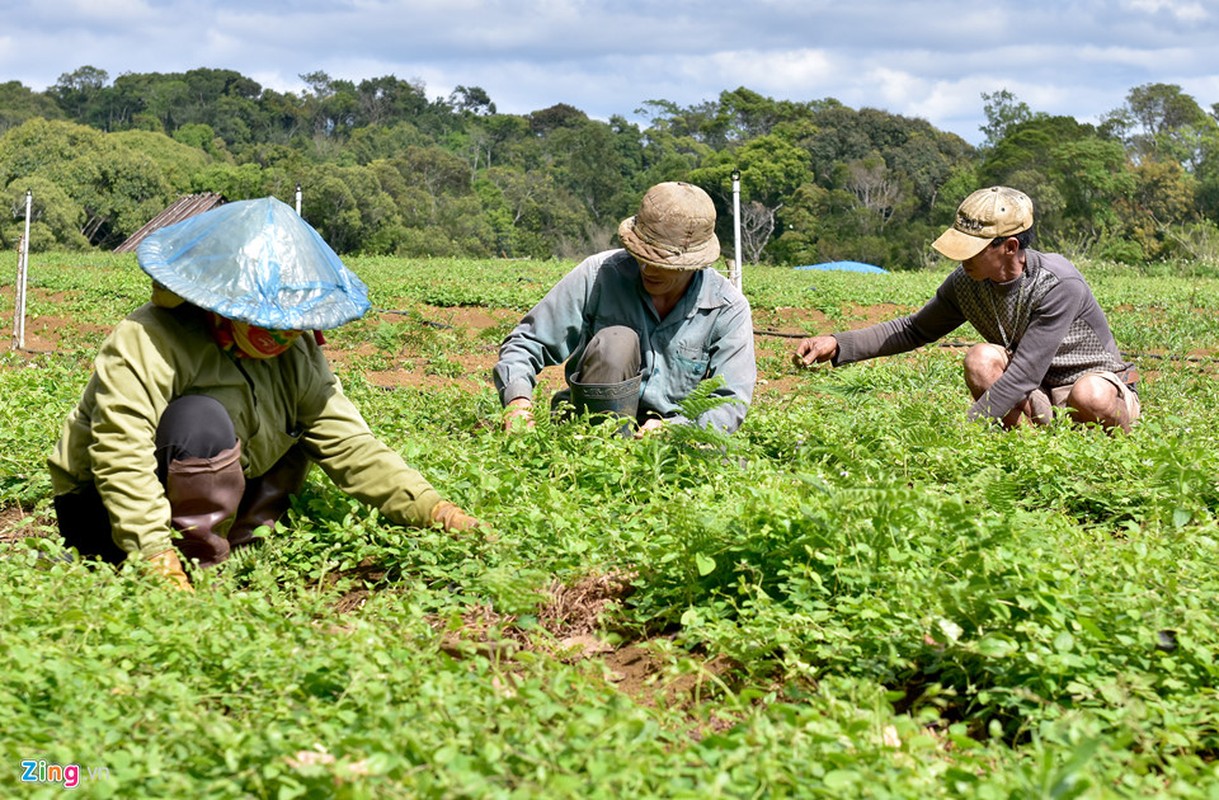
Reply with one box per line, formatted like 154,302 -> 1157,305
48,197 -> 482,590
792,186 -> 1139,432
493,181 -> 756,435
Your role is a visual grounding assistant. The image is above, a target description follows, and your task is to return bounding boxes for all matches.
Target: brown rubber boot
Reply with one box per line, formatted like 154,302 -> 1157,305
227,445 -> 312,548
166,443 -> 245,568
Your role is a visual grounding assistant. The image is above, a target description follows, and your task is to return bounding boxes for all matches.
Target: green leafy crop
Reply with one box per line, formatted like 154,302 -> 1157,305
4,254 -> 1219,797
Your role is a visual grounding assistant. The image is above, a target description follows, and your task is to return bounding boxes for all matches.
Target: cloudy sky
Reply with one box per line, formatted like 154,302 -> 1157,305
1,0 -> 1216,145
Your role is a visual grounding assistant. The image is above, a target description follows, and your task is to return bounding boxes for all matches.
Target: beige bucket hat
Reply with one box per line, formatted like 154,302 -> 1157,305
617,182 -> 721,271
932,186 -> 1034,262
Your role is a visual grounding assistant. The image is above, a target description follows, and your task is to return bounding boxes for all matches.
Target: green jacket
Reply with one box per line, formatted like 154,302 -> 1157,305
48,303 -> 442,559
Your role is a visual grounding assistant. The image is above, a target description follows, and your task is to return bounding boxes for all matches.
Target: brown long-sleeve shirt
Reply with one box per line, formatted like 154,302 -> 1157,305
832,250 -> 1133,420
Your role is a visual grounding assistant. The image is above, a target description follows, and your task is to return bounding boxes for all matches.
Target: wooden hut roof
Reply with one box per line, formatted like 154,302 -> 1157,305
114,192 -> 226,253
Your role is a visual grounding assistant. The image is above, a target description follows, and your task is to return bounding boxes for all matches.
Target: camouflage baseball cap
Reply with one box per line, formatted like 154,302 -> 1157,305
932,186 -> 1034,262
617,182 -> 720,271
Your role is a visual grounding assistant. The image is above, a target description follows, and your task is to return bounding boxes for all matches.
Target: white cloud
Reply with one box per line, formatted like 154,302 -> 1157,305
866,68 -> 931,111
1077,44 -> 1203,70
50,0 -> 154,19
1125,0 -> 1209,23
705,49 -> 836,93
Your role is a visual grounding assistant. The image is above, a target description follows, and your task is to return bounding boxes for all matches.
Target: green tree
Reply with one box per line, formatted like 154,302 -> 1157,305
391,145 -> 470,215
256,88 -> 312,145
528,103 -> 588,135
0,118 -> 174,247
1196,106 -> 1219,223
459,114 -> 532,175
0,178 -> 89,251
354,75 -> 429,127
192,162 -> 267,201
209,94 -> 263,147
448,85 -> 496,117
637,98 -> 729,148
638,89 -> 816,150
475,166 -> 589,257
690,133 -> 813,262
980,115 -> 1116,252
347,122 -> 430,165
714,87 -> 812,143
1055,136 -> 1134,226
298,164 -> 403,254
370,147 -> 499,257
979,89 -> 1037,149
48,65 -> 109,123
0,81 -> 64,132
1112,158 -> 1199,261
299,71 -> 360,139
771,184 -> 896,266
1103,83 -> 1213,168
545,119 -> 633,226
111,129 -> 212,192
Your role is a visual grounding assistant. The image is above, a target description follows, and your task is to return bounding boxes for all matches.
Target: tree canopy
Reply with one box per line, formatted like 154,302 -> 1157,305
2,68 -> 1217,267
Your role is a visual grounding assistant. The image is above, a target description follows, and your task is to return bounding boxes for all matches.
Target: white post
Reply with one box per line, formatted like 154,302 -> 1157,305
295,183 -> 302,215
731,169 -> 742,291
12,189 -> 31,349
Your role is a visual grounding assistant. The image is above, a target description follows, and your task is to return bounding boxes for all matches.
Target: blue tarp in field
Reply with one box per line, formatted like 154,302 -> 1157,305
794,261 -> 888,274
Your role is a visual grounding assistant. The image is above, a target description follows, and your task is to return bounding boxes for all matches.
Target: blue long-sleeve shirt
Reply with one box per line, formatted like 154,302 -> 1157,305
493,249 -> 756,433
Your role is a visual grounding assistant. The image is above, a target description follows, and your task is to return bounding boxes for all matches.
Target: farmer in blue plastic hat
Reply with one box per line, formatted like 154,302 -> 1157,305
48,197 -> 482,590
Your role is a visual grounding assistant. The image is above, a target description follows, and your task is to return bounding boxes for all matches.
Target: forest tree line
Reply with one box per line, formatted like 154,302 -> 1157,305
1,66 -> 1218,268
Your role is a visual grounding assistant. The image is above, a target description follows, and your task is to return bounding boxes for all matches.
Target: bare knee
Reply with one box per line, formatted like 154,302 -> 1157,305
963,343 -> 1009,398
1066,375 -> 1125,430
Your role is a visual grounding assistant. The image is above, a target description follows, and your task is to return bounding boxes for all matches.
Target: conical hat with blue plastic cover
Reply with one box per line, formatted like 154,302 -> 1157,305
136,196 -> 370,330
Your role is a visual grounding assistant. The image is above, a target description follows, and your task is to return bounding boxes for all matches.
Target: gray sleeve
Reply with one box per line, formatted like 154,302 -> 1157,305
833,283 -> 966,365
492,259 -> 598,405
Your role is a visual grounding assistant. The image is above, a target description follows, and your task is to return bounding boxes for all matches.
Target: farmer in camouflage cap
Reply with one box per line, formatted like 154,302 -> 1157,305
793,186 -> 1139,431
49,197 -> 482,590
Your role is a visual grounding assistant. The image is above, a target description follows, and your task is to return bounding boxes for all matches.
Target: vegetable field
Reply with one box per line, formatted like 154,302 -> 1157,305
3,253 -> 1219,798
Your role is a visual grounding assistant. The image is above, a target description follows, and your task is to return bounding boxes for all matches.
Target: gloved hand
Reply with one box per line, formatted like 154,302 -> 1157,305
147,549 -> 193,592
430,500 -> 483,533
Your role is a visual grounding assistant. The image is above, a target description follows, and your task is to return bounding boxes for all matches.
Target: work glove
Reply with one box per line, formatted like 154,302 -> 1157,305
430,501 -> 483,534
147,549 -> 193,592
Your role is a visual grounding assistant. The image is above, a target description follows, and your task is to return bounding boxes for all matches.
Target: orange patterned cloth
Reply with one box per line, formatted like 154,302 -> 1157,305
207,312 -> 321,358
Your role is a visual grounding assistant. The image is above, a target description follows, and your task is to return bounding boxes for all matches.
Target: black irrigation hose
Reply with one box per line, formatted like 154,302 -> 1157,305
376,308 -> 454,329
753,328 -> 1219,365
364,316 -> 1219,367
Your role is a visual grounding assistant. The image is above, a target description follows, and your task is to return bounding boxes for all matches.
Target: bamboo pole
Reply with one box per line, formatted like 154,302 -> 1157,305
731,170 -> 742,292
12,189 -> 31,350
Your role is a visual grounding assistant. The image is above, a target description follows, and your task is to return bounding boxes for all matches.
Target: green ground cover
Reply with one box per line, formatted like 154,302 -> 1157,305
1,254 -> 1218,798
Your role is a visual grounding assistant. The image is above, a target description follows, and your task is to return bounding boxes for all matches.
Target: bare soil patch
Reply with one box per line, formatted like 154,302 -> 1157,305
294,561 -> 651,684
385,567 -> 740,714
0,505 -> 51,543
